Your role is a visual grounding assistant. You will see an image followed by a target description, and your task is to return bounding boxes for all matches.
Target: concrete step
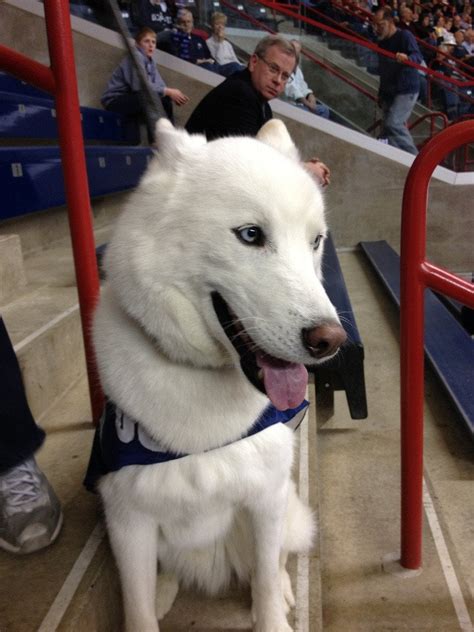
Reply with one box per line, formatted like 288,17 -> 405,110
0,196 -> 122,421
2,287 -> 84,423
0,234 -> 26,304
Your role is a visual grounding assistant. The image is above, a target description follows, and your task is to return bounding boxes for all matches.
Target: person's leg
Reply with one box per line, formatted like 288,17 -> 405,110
0,318 -> 44,473
105,93 -> 148,143
382,93 -> 419,155
104,93 -> 143,117
197,61 -> 221,74
0,317 -> 62,554
160,95 -> 175,125
314,102 -> 331,119
218,62 -> 245,77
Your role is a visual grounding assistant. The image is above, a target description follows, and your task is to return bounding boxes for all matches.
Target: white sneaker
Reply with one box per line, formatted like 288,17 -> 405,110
0,457 -> 63,554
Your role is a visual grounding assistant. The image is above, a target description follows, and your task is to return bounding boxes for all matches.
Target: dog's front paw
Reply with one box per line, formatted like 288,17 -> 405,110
253,620 -> 293,632
280,568 -> 295,613
155,574 -> 179,620
252,604 -> 293,632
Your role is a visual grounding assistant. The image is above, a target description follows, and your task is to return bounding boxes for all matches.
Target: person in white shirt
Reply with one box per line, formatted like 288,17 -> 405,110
462,28 -> 474,58
206,12 -> 245,77
283,40 -> 330,119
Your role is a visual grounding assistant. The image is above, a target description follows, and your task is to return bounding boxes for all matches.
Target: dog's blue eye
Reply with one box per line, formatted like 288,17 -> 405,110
234,225 -> 265,246
313,235 -> 323,250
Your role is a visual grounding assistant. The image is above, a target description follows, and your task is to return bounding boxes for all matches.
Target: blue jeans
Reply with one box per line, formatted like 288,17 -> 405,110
218,62 -> 245,78
381,92 -> 419,155
295,101 -> 331,120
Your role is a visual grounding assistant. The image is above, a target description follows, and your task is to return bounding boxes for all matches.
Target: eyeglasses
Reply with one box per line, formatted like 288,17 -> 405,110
256,55 -> 294,83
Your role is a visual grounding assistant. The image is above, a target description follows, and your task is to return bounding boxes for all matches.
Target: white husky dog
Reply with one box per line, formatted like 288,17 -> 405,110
89,118 -> 346,631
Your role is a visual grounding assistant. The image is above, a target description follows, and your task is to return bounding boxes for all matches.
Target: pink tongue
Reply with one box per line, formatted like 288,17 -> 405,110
256,355 -> 308,411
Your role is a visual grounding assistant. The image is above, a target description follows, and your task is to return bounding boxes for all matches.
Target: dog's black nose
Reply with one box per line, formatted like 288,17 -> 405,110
302,323 -> 347,359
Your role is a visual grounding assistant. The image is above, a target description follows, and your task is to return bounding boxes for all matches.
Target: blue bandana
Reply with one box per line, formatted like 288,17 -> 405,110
84,399 -> 308,491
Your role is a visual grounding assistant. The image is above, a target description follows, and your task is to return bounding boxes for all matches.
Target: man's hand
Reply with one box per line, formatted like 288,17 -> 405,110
164,88 -> 189,105
305,93 -> 317,110
304,158 -> 331,187
395,52 -> 409,63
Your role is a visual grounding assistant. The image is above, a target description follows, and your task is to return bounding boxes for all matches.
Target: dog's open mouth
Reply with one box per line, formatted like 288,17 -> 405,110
211,292 -> 308,411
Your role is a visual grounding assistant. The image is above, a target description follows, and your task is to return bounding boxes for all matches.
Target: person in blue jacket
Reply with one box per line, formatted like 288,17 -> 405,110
170,9 -> 220,73
373,7 -> 423,155
101,27 -> 189,140
133,0 -> 176,34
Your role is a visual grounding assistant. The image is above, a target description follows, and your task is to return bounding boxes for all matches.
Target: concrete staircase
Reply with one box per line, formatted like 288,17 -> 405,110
0,198 -> 121,424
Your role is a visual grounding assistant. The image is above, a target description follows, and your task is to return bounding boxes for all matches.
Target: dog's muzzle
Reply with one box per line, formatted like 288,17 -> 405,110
211,292 -> 346,411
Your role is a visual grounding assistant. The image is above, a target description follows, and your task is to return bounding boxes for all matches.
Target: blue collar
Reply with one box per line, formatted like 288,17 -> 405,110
84,399 -> 308,491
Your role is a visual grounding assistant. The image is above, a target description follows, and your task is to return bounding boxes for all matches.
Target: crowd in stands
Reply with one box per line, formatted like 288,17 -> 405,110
314,0 -> 474,120
101,1 -> 333,142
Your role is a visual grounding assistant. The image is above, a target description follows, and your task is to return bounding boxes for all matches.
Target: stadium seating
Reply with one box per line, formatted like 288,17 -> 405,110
360,239 -> 474,436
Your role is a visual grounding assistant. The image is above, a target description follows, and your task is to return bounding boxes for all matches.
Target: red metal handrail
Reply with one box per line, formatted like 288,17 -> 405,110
0,0 -> 103,422
400,118 -> 474,569
408,111 -> 449,137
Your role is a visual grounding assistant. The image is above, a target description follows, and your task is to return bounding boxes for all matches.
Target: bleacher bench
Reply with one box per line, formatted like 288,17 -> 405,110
0,71 -> 139,144
0,145 -> 152,220
0,91 -> 139,144
435,290 -> 474,336
311,233 -> 368,421
360,240 -> 474,437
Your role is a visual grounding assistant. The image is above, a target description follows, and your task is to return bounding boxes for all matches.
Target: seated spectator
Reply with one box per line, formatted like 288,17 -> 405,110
423,28 -> 440,64
414,13 -> 433,39
101,27 -> 189,141
459,10 -> 472,30
445,16 -> 454,33
462,27 -> 474,61
133,0 -> 176,34
452,29 -> 468,58
399,7 -> 417,34
431,43 -> 472,118
206,12 -> 245,77
282,40 -> 330,119
452,14 -> 463,33
434,15 -> 450,42
170,9 -> 219,73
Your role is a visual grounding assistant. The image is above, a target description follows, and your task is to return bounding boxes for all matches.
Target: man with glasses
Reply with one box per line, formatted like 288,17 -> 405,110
185,35 -> 330,186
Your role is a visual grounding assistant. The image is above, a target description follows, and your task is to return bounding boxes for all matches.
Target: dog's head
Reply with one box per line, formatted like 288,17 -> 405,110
104,119 -> 345,411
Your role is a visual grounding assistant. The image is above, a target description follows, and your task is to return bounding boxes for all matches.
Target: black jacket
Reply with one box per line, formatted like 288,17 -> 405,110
185,68 -> 272,140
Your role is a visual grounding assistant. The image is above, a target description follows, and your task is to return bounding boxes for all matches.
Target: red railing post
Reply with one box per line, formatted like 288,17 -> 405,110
400,119 -> 474,569
43,0 -> 103,422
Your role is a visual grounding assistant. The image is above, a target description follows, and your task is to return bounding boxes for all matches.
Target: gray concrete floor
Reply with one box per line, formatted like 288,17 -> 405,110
0,250 -> 472,631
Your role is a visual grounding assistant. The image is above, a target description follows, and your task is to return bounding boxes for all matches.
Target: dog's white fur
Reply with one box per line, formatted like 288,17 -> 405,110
94,119 -> 342,631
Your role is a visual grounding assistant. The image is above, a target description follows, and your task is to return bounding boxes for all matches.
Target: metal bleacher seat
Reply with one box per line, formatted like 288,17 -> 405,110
311,233 -> 368,422
360,239 -> 474,437
0,145 -> 152,220
0,70 -> 151,221
0,89 -> 139,144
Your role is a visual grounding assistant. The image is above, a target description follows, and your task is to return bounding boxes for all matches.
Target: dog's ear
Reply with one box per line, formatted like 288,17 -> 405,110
257,120 -> 300,162
154,118 -> 207,163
